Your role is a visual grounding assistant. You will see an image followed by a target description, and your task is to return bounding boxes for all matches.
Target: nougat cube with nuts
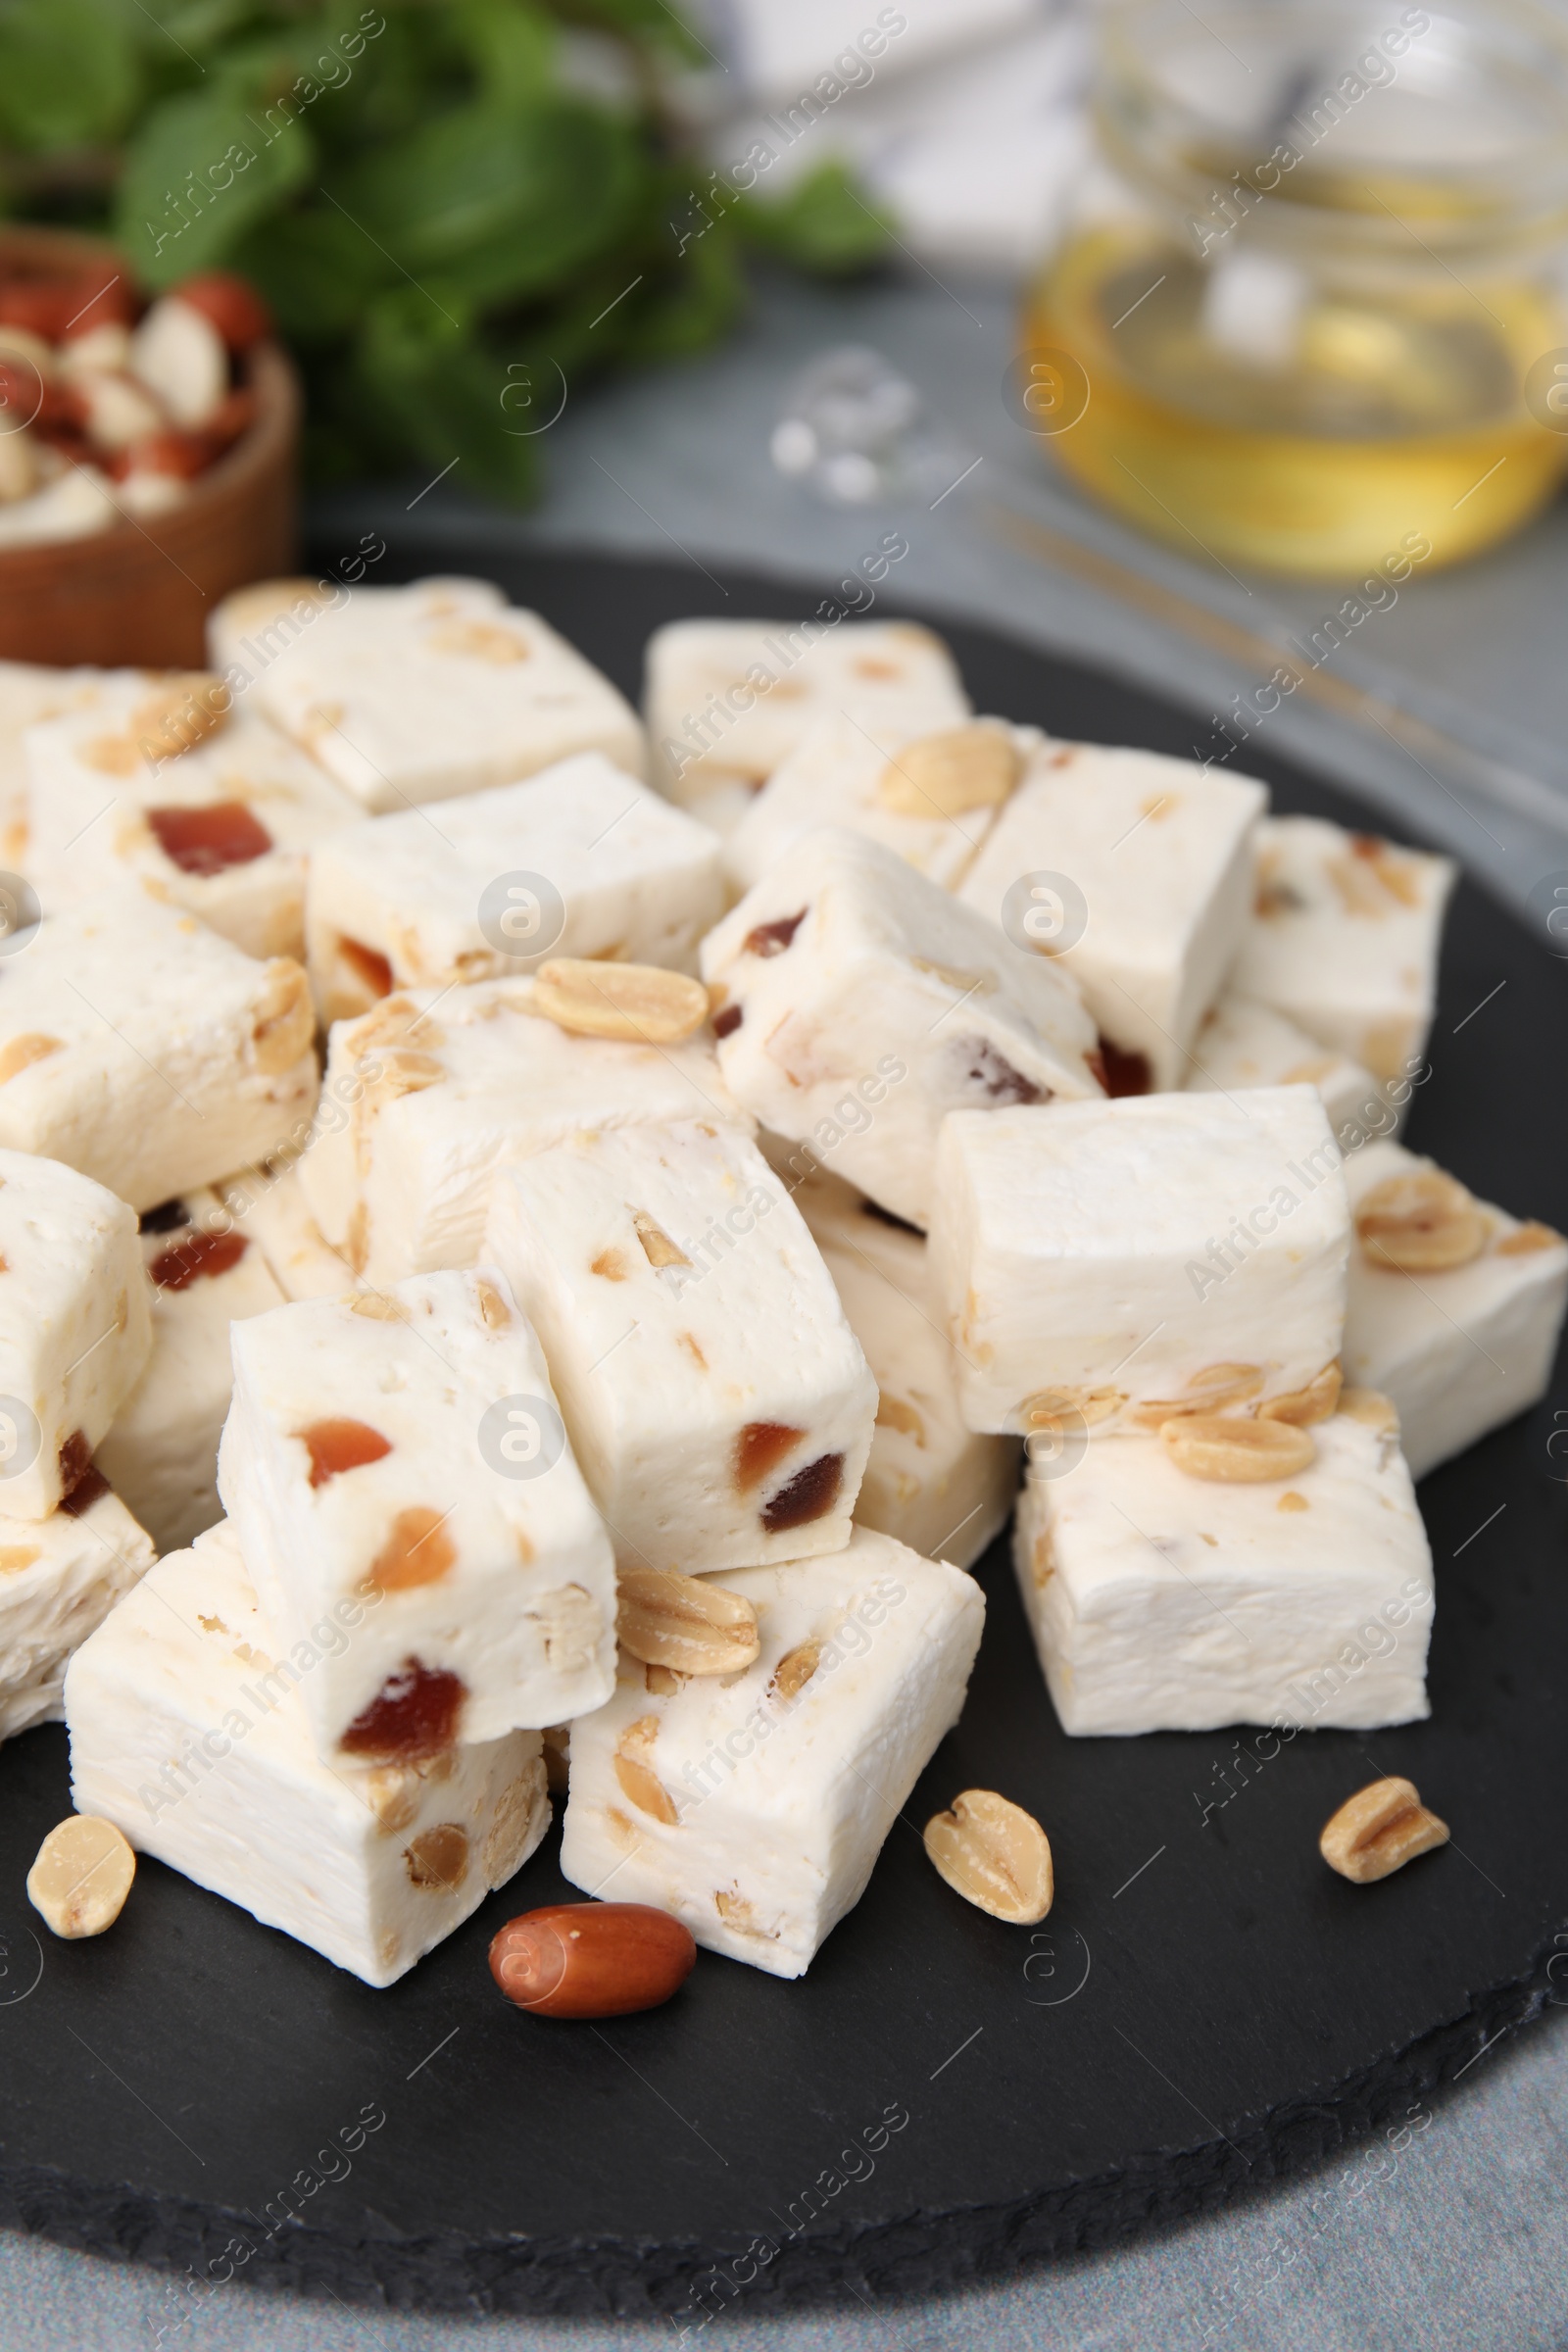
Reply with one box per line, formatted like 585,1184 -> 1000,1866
560,1527 -> 985,1977
212,575 -> 646,811
0,657 -> 117,866
0,1477 -> 156,1741
299,983 -> 750,1288
485,1120 -> 877,1574
1182,990 -> 1385,1145
701,827 -> 1103,1230
1343,1140 -> 1568,1479
0,890 -> 318,1211
218,1268 -> 616,1763
0,1149 -> 152,1520
929,1089 -> 1350,1437
96,1187 -> 287,1555
305,753 -> 724,1023
957,741 -> 1265,1094
65,1522 -> 549,1987
25,685 -> 361,962
645,615 -> 969,833
1229,815 -> 1455,1084
724,713 -> 1034,896
793,1165 -> 1018,1571
1013,1404 -> 1433,1734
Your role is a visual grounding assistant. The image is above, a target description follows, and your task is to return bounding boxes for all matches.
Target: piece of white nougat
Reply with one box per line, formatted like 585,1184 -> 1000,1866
724,713 -> 1034,896
0,1478 -> 155,1741
66,1522 -> 550,1987
645,615 -> 970,831
1229,815 -> 1455,1083
485,1121 -> 877,1574
1013,1402 -> 1433,1734
701,828 -> 1103,1230
0,1149 -> 151,1519
929,1088 -> 1351,1437
0,891 -> 318,1212
96,1187 -> 287,1556
305,754 -> 724,1022
217,1163 -> 358,1301
1343,1139 -> 1568,1479
793,1166 -> 1019,1571
957,740 -> 1265,1093
299,984 -> 750,1287
560,1527 -> 985,1977
218,1269 -> 616,1763
0,658 -> 116,866
25,688 -> 360,962
1182,989 -> 1385,1145
211,575 -> 646,810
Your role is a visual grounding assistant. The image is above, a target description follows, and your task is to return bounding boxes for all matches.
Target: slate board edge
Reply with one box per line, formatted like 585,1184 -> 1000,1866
0,1948 -> 1552,2318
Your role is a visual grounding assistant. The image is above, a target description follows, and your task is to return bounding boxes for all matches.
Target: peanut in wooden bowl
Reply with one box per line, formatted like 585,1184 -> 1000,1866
0,224 -> 301,669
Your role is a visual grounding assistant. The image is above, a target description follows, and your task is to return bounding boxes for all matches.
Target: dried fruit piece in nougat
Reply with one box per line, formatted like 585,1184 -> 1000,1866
218,1269 -> 615,1761
929,1089 -> 1350,1437
1343,1139 -> 1568,1478
1230,815 -> 1455,1084
299,982 -> 750,1288
958,741 -> 1266,1093
1013,1405 -> 1432,1735
0,890 -> 318,1212
306,754 -> 724,1023
560,1528 -> 985,1977
65,1522 -> 550,1986
0,1479 -> 156,1741
702,827 -> 1102,1229
485,1120 -> 876,1574
0,1148 -> 152,1520
96,1187 -> 287,1555
210,575 -> 646,811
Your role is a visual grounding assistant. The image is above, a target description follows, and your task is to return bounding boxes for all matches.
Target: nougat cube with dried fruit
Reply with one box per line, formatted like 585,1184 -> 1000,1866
0,1149 -> 152,1520
218,1269 -> 615,1764
0,1477 -> 156,1740
957,741 -> 1266,1093
305,753 -> 723,1023
1229,815 -> 1455,1083
66,1522 -> 549,1986
560,1527 -> 985,1977
96,1187 -> 287,1555
0,890 -> 318,1211
701,828 -> 1103,1230
1182,989 -> 1385,1144
929,1089 -> 1350,1437
25,679 -> 360,963
1343,1139 -> 1568,1479
212,576 -> 646,811
299,983 -> 750,1288
1013,1404 -> 1432,1735
725,713 -> 1033,896
794,1166 -> 1018,1571
485,1120 -> 877,1575
646,615 -> 969,833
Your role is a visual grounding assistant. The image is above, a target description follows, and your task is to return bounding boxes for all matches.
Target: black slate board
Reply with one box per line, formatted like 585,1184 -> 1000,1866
3,546 -> 1566,2323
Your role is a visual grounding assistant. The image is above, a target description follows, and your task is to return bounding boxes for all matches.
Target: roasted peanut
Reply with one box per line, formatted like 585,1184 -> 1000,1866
876,724 -> 1022,818
28,1815 -> 135,1937
1319,1777 -> 1448,1884
616,1566 -> 760,1676
489,1901 -> 696,2018
1258,1361 -> 1343,1427
924,1789 -> 1054,1924
1355,1170 -> 1486,1273
1161,1414 -> 1316,1483
532,958 -> 708,1043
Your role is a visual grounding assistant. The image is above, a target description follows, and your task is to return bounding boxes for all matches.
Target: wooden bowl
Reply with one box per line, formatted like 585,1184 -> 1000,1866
0,224 -> 300,668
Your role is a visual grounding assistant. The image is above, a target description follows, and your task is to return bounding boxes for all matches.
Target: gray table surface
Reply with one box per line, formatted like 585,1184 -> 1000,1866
10,266 -> 1568,2350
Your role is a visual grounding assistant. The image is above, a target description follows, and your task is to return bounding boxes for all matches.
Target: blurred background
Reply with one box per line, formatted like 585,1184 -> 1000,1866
4,0 -> 1568,910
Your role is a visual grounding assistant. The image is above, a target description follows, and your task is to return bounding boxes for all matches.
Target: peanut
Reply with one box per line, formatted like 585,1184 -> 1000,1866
1129,1362 -> 1263,1431
616,1566 -> 760,1675
130,672 -> 231,760
1160,1414 -> 1316,1483
250,959 -> 314,1075
0,1033 -> 63,1087
923,1789 -> 1054,1925
1338,1387 -> 1399,1434
876,724 -> 1022,818
1258,1361 -> 1343,1427
1355,1169 -> 1485,1273
1319,1776 -> 1448,1884
1022,1384 -> 1126,1432
532,958 -> 708,1044
489,1901 -> 695,2018
1495,1220 -> 1563,1256
613,1716 -> 678,1824
27,1815 -> 135,1938
771,1641 -> 821,1701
